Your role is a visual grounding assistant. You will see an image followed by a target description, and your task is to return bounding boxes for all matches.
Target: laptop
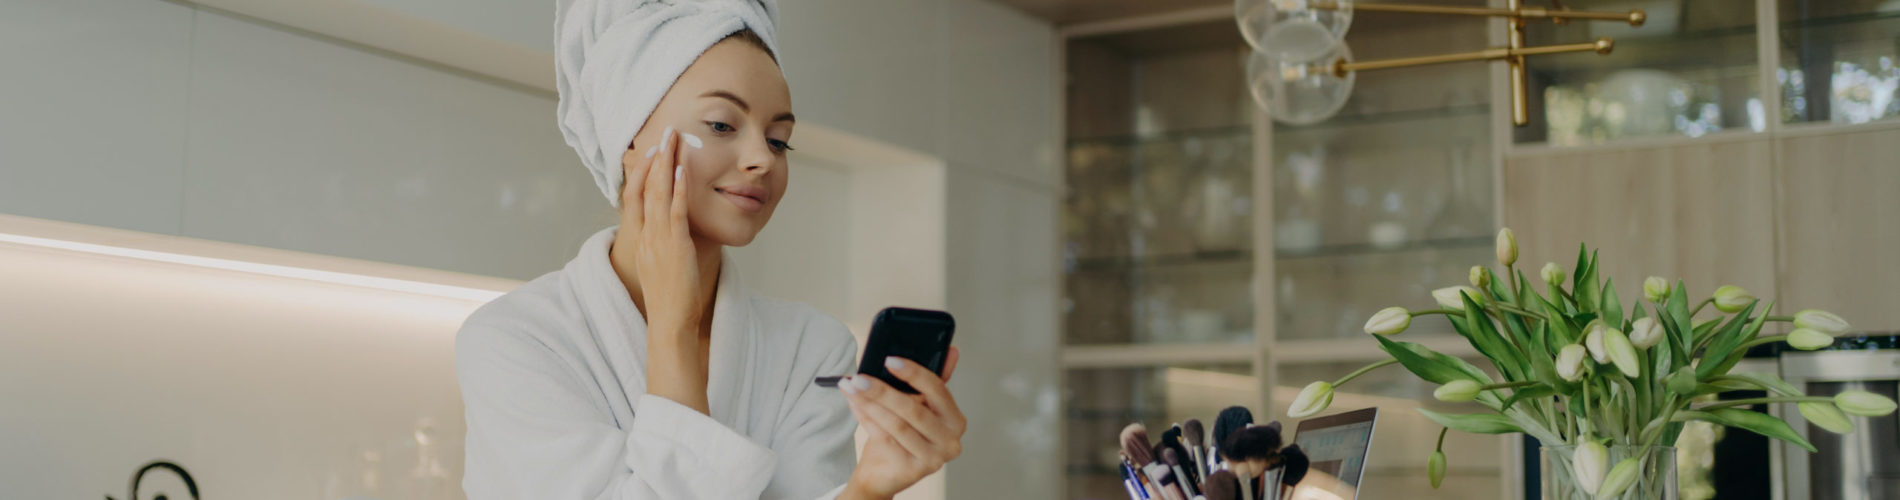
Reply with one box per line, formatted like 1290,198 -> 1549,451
1289,407 -> 1380,500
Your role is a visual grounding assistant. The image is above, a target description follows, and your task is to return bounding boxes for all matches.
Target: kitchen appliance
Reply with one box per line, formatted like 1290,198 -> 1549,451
1779,333 -> 1900,499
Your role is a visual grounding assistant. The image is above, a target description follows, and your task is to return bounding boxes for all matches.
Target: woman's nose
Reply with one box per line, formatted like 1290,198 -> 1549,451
740,138 -> 775,173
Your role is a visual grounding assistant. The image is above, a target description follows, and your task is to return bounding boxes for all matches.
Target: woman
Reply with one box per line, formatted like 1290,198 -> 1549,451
456,1 -> 966,499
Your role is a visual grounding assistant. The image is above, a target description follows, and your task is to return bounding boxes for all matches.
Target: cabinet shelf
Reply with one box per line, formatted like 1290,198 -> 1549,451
1274,235 -> 1491,261
1066,235 -> 1491,273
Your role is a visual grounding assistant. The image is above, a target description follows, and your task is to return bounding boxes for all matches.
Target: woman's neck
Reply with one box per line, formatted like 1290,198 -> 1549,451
607,231 -> 724,338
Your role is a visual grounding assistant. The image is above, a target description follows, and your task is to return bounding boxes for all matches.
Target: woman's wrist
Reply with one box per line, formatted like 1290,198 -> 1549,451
838,475 -> 892,500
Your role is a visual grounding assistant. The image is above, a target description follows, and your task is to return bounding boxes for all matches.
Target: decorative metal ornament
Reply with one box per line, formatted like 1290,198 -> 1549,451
1237,0 -> 1645,125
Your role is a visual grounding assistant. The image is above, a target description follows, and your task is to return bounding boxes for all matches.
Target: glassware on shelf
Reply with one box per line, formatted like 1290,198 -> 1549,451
1779,0 -> 1900,124
1424,142 -> 1491,243
1518,0 -> 1760,144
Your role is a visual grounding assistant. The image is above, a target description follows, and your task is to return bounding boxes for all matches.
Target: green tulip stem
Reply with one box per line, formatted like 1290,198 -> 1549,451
1765,315 -> 1795,323
1482,302 -> 1550,321
1738,335 -> 1790,351
1690,298 -> 1715,317
1483,380 -> 1541,391
1694,396 -> 1834,411
1508,265 -> 1521,298
1333,358 -> 1400,387
1411,308 -> 1464,317
1435,426 -> 1448,451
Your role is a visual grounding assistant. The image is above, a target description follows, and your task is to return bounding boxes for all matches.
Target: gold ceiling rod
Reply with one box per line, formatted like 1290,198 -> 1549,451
1299,1 -> 1645,125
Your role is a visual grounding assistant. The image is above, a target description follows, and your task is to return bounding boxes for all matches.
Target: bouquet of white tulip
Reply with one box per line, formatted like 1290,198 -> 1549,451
1285,228 -> 1898,500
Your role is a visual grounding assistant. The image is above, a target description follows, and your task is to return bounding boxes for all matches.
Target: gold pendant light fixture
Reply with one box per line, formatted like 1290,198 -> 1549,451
1236,0 -> 1646,125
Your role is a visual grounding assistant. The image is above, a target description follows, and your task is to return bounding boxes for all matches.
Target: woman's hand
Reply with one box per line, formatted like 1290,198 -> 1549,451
839,346 -> 967,500
621,127 -> 712,413
621,126 -> 703,336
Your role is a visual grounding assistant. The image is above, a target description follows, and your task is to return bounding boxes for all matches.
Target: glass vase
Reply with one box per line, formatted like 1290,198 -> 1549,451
1540,445 -> 1677,500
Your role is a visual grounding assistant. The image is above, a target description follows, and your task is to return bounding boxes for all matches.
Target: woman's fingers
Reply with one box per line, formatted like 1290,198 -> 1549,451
941,346 -> 960,382
621,146 -> 651,233
670,143 -> 690,236
844,379 -> 941,462
851,374 -> 960,448
643,126 -> 677,234
884,356 -> 964,432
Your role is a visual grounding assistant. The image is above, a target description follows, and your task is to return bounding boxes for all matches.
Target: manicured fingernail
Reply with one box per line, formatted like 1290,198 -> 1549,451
645,146 -> 659,158
838,377 -> 856,394
674,165 -> 682,181
680,132 -> 704,149
661,126 -> 674,151
852,376 -> 873,391
885,357 -> 907,371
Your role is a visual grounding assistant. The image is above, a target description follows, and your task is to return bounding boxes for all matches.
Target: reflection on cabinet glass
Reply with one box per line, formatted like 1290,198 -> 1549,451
1515,0 -> 1762,145
1271,8 -> 1496,341
1063,364 -> 1256,500
1779,0 -> 1900,124
1063,21 -> 1256,346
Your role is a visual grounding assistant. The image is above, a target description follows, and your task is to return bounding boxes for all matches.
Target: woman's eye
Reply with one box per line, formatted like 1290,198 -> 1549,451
707,121 -> 736,133
768,140 -> 795,153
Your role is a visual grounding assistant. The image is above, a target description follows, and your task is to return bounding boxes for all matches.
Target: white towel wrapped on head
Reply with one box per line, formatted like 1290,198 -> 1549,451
555,0 -> 781,207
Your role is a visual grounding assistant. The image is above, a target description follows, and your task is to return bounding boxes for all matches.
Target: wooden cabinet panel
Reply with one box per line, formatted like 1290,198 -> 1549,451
1503,138 -> 1777,315
1776,127 -> 1900,332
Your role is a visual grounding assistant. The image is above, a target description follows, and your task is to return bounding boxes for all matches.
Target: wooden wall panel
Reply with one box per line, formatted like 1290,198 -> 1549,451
1503,138 -> 1777,316
1776,126 -> 1900,332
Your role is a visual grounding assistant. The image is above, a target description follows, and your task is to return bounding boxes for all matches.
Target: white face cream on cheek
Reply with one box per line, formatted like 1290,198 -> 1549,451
679,132 -> 704,149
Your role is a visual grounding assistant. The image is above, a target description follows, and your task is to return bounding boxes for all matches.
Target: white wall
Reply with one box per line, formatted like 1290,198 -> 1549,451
1,0 -> 1062,498
779,3 -> 1064,497
0,229 -> 479,500
0,0 -> 612,282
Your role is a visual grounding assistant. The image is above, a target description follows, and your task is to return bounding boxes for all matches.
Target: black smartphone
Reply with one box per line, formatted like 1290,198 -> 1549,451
815,307 -> 955,394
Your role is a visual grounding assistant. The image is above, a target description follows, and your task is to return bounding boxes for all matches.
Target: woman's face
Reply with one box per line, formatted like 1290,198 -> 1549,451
625,38 -> 793,247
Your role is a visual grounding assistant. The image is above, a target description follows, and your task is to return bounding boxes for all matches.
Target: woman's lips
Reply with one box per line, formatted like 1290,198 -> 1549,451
715,187 -> 765,213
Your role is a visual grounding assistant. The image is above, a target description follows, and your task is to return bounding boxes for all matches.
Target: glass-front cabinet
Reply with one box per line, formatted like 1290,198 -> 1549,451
1778,0 -> 1900,125
1516,0 -> 1763,145
1059,6 -> 1504,499
1060,0 -> 1900,498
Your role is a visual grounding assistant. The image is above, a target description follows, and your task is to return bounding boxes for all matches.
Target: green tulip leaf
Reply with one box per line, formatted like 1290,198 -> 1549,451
1458,293 -> 1527,381
1698,300 -> 1762,379
1419,408 -> 1526,435
1500,384 -> 1559,412
1718,371 -> 1804,397
1374,335 -> 1494,385
1708,300 -> 1776,377
1674,409 -> 1816,453
1601,278 -> 1623,330
1665,282 -> 1693,368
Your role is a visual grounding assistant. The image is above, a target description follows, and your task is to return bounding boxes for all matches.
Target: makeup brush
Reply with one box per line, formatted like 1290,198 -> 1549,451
1223,425 -> 1283,465
1280,444 -> 1310,488
1144,463 -> 1187,500
1182,418 -> 1208,477
1122,424 -> 1168,499
1117,456 -> 1151,500
1160,424 -> 1182,450
1203,469 -> 1240,500
1211,406 -> 1253,467
1161,447 -> 1200,499
1157,437 -> 1201,489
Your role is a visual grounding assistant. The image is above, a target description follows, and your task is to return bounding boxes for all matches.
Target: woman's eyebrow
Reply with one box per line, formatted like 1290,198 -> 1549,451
701,90 -> 795,123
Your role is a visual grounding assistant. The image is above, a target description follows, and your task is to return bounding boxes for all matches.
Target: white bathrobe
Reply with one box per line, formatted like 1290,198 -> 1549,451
457,226 -> 858,499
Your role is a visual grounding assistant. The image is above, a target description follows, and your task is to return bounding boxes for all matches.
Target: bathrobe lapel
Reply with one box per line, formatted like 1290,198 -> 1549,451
564,227 -> 758,433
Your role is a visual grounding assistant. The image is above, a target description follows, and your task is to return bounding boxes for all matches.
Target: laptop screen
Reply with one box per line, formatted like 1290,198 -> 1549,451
1291,407 -> 1379,500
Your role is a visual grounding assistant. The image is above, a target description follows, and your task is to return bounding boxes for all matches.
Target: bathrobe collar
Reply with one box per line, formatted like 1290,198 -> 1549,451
563,226 -> 759,431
